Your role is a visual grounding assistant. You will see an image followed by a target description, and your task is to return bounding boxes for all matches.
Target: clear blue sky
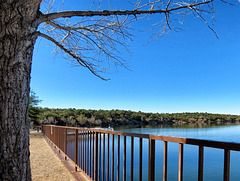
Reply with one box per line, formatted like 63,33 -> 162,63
31,0 -> 240,115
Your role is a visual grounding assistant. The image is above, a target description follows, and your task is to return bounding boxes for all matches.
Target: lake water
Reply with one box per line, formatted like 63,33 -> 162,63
68,123 -> 240,181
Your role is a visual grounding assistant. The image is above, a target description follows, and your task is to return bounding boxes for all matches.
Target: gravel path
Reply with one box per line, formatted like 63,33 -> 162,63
30,131 -> 76,181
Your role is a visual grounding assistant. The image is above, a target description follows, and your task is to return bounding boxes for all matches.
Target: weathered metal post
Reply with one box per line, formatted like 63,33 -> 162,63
94,132 -> 99,181
131,136 -> 134,181
148,136 -> 155,181
92,132 -> 95,180
58,127 -> 60,153
102,133 -> 105,181
117,135 -> 120,181
111,134 -> 115,181
178,143 -> 184,181
98,133 -> 101,181
75,129 -> 78,171
65,128 -> 67,160
123,136 -> 126,181
224,149 -> 230,181
198,146 -> 204,181
163,141 -> 168,181
107,133 -> 110,181
139,137 -> 143,181
54,126 -> 56,147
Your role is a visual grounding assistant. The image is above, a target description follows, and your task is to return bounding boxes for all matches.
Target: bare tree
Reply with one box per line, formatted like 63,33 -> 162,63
0,0 -> 237,180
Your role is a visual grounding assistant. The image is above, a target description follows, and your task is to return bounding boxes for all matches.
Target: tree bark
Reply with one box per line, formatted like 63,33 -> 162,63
0,1 -> 41,180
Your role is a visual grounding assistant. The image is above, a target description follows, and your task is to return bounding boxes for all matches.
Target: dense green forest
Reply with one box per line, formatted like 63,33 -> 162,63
31,107 -> 240,127
28,91 -> 240,127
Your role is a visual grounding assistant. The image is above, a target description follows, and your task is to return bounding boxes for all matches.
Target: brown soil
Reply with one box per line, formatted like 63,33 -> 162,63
30,131 -> 76,181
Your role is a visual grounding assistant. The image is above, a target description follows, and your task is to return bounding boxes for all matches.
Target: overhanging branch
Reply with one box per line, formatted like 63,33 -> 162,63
37,0 -> 213,23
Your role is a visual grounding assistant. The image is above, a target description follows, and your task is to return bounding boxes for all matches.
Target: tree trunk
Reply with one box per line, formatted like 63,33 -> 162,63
0,1 -> 41,180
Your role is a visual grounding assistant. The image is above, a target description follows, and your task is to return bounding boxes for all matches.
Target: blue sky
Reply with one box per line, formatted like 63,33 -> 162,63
31,1 -> 240,115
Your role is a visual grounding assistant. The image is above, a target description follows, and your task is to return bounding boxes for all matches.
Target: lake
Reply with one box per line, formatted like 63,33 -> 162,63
67,123 -> 240,181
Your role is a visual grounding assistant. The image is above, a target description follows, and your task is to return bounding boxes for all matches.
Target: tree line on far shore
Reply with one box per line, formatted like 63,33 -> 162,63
31,107 -> 240,127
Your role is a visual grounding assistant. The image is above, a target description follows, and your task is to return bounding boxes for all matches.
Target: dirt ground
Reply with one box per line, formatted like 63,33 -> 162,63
30,131 -> 76,181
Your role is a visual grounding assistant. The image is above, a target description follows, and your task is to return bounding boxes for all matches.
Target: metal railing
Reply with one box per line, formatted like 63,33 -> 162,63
42,125 -> 240,181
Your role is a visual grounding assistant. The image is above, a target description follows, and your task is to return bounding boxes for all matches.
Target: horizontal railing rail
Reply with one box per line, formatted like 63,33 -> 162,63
42,125 -> 240,181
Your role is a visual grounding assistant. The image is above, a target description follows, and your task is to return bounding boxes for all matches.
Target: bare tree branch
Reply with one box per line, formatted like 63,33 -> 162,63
37,31 -> 110,80
190,6 -> 219,39
220,0 -> 239,5
37,0 -> 213,23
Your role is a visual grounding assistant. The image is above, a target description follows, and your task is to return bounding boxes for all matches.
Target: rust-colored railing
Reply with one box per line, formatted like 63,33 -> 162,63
42,125 -> 240,181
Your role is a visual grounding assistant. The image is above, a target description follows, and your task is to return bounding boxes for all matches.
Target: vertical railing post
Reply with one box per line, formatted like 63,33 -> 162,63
54,126 -> 56,146
139,137 -> 143,181
75,129 -> 78,172
111,134 -> 115,181
148,136 -> 155,181
56,127 -> 58,146
56,127 -> 58,148
83,130 -> 85,171
107,133 -> 110,181
178,143 -> 184,181
83,130 -> 87,173
52,126 -> 54,142
80,130 -> 84,170
65,128 -> 67,160
52,126 -> 54,145
123,136 -> 126,181
198,146 -> 204,181
79,130 -> 82,169
51,126 -> 53,143
131,136 -> 134,181
87,131 -> 89,175
50,126 -> 52,142
52,126 -> 55,145
224,149 -> 230,181
163,141 -> 168,181
98,133 -> 101,181
89,131 -> 92,178
92,132 -> 95,180
94,132 -> 99,181
89,131 -> 91,176
54,126 -> 57,146
83,131 -> 85,172
102,133 -> 106,181
58,127 -> 60,152
117,135 -> 120,181
85,130 -> 87,173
